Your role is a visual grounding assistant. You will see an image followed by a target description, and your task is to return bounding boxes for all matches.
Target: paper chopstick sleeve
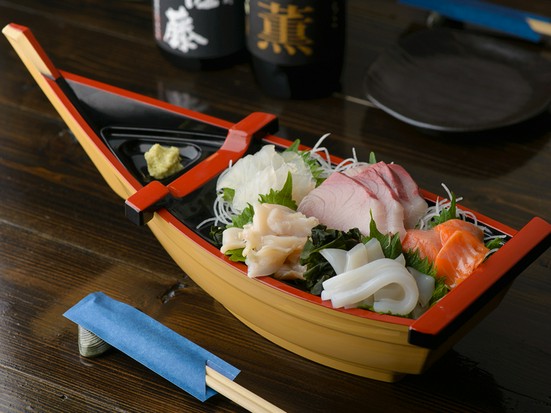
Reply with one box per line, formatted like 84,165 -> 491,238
63,291 -> 240,402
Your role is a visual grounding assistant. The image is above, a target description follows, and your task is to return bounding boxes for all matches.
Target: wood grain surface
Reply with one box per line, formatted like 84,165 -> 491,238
1,1 -> 550,412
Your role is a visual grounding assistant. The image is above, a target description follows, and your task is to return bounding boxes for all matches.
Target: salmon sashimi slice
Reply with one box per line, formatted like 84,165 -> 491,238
434,230 -> 489,288
402,229 -> 442,262
402,219 -> 489,288
434,219 -> 484,244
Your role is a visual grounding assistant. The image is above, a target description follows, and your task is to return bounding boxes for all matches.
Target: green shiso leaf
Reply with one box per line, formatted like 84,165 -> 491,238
299,225 -> 364,294
403,249 -> 437,277
225,248 -> 246,263
258,172 -> 297,210
222,187 -> 235,203
362,212 -> 402,259
285,139 -> 325,187
485,237 -> 506,250
430,277 -> 449,306
229,203 -> 255,229
429,191 -> 458,227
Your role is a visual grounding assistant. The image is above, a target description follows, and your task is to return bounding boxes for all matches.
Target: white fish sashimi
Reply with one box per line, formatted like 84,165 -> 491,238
217,145 -> 316,213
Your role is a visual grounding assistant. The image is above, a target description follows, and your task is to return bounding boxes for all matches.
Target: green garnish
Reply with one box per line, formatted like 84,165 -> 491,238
222,187 -> 235,203
258,172 -> 297,210
286,139 -> 325,186
430,278 -> 449,306
226,172 -> 296,230
230,203 -> 255,229
403,249 -> 437,277
429,191 -> 458,227
299,225 -> 363,294
362,212 -> 402,259
225,248 -> 246,263
368,151 -> 377,164
485,237 -> 506,250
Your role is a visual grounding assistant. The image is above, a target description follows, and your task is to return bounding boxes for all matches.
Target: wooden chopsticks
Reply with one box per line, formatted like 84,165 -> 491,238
206,366 -> 286,413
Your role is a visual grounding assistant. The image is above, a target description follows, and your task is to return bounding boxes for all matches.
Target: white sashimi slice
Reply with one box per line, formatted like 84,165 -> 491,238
321,258 -> 401,299
319,248 -> 348,275
297,172 -> 386,236
364,238 -> 385,262
408,267 -> 435,308
346,163 -> 407,239
345,243 -> 369,271
330,263 -> 419,315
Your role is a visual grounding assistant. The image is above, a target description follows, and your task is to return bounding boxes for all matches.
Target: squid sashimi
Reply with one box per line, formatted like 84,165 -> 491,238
322,257 -> 420,315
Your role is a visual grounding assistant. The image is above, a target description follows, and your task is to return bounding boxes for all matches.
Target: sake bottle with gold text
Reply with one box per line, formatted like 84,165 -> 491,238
246,0 -> 345,98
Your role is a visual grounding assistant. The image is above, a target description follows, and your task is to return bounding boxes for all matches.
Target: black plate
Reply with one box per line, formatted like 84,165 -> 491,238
365,28 -> 551,132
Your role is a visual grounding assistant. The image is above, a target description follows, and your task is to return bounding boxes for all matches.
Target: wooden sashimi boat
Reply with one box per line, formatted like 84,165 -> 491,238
5,23 -> 551,383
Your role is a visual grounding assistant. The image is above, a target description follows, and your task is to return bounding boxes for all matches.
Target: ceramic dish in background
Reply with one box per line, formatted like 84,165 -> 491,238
364,28 -> 551,132
5,23 -> 551,382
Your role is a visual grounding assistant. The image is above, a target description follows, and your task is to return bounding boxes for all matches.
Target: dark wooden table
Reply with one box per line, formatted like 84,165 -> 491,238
1,1 -> 550,412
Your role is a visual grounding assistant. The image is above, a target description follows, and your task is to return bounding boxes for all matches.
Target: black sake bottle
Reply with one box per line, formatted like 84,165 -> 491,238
246,0 -> 345,99
153,0 -> 246,70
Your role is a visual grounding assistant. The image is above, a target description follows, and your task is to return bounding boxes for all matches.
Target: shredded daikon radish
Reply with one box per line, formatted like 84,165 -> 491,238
417,183 -> 500,243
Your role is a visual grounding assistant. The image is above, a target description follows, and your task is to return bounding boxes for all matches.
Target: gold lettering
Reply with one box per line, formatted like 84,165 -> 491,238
256,2 -> 314,56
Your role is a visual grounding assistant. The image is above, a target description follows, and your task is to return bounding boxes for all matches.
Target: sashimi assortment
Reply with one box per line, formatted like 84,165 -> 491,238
209,139 -> 504,318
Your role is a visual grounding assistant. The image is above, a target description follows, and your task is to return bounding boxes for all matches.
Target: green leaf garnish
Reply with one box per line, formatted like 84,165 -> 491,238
285,139 -> 301,153
229,203 -> 255,228
429,192 -> 458,228
404,249 -> 437,277
222,187 -> 235,203
362,212 -> 402,259
430,277 -> 449,306
368,151 -> 377,164
225,248 -> 246,262
285,139 -> 325,187
485,237 -> 505,250
258,172 -> 297,210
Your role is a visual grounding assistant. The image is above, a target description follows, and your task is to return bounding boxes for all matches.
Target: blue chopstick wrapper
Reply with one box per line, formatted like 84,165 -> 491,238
63,292 -> 240,402
399,0 -> 551,42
